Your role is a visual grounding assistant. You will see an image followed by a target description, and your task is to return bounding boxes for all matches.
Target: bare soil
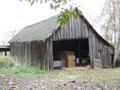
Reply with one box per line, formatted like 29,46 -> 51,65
1,75 -> 119,90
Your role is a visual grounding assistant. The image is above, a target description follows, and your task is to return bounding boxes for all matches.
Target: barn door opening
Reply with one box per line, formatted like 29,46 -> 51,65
53,39 -> 90,68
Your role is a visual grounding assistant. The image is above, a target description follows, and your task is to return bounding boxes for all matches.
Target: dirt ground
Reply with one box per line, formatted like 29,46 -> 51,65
0,67 -> 120,90
1,75 -> 120,90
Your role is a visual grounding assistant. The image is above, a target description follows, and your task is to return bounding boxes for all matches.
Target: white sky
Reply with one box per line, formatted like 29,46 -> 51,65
0,0 -> 105,45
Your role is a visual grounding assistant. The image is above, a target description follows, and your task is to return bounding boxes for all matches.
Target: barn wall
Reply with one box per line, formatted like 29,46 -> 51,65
10,40 -> 54,70
45,38 -> 54,69
91,31 -> 114,68
10,42 -> 31,65
87,25 -> 114,68
51,16 -> 102,68
87,27 -> 95,68
51,16 -> 92,67
51,16 -> 114,68
10,16 -> 114,69
30,40 -> 53,69
52,16 -> 89,40
81,17 -> 114,68
30,41 -> 44,68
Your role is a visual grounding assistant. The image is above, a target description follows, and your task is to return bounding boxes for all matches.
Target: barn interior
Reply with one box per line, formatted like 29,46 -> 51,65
53,39 -> 90,68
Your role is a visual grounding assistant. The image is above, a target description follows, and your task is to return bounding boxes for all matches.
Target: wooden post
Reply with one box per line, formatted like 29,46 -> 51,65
5,51 -> 7,56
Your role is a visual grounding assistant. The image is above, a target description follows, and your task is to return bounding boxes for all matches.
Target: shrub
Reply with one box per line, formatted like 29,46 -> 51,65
0,56 -> 15,68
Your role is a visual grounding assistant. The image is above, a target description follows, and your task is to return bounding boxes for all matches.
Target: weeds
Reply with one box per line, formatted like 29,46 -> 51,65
0,56 -> 15,67
0,56 -> 120,84
0,56 -> 47,77
55,68 -> 120,84
0,65 -> 47,77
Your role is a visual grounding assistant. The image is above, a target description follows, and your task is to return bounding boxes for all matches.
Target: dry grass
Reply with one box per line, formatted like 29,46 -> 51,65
0,56 -> 15,67
0,55 -> 120,84
54,67 -> 120,84
0,56 -> 46,78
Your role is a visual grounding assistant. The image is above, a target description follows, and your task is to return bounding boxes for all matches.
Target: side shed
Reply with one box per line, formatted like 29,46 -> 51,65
9,15 -> 114,69
0,45 -> 10,56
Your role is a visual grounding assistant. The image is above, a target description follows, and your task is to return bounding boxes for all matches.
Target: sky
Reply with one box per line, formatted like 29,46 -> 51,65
0,0 -> 105,45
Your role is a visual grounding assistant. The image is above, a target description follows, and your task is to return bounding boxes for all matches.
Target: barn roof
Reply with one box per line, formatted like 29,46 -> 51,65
9,15 -> 59,42
9,15 -> 113,47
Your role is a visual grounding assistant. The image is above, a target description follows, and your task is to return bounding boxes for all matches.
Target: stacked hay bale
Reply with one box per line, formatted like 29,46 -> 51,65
58,51 -> 76,67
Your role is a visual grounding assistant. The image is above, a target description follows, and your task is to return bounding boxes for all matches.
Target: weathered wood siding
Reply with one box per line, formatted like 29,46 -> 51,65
52,16 -> 89,40
93,36 -> 114,68
10,42 -> 31,65
10,16 -> 114,69
10,41 -> 53,69
51,16 -> 114,68
87,25 -> 114,68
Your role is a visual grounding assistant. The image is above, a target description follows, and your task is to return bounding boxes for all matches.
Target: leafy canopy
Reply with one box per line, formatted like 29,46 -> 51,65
57,7 -> 83,27
20,0 -> 69,6
20,0 -> 83,27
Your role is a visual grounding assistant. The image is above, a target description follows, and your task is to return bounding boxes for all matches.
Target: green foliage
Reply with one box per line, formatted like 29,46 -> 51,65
57,7 -> 83,27
20,0 -> 69,6
0,56 -> 46,77
50,3 -> 60,10
0,65 -> 46,76
0,56 -> 119,84
0,56 -> 15,68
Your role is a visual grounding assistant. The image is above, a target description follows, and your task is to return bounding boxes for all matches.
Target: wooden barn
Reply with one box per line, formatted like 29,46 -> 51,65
9,14 -> 114,69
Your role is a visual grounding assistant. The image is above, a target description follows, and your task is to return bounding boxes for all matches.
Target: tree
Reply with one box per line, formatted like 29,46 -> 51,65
20,0 -> 70,8
102,0 -> 120,57
20,0 -> 83,27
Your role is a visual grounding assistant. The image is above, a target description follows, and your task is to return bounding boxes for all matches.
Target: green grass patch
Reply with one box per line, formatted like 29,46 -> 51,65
0,56 -> 120,84
0,65 -> 47,77
54,68 -> 120,84
0,56 -> 47,77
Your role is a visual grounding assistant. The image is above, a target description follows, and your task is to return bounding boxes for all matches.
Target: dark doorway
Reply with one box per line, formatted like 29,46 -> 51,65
53,39 -> 90,68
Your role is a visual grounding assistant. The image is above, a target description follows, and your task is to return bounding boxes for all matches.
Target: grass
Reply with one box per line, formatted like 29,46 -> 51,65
0,55 -> 120,84
0,56 -> 47,78
0,56 -> 15,67
0,65 -> 47,77
54,68 -> 120,84
0,64 -> 120,84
